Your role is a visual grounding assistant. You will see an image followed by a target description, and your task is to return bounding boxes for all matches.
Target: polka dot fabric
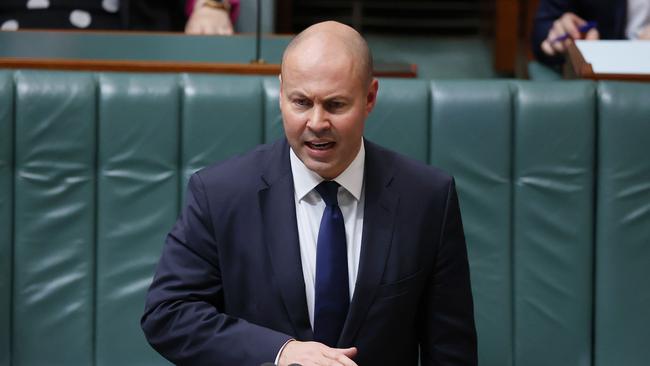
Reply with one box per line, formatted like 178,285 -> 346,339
0,0 -> 121,30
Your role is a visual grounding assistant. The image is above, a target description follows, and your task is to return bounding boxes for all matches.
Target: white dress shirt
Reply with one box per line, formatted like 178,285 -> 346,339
274,140 -> 366,363
289,140 -> 365,328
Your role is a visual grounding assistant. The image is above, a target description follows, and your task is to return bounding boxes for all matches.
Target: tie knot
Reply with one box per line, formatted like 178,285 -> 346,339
315,181 -> 340,207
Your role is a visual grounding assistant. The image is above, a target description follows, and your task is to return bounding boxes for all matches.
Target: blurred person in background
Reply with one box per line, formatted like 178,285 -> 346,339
532,0 -> 650,67
0,0 -> 239,35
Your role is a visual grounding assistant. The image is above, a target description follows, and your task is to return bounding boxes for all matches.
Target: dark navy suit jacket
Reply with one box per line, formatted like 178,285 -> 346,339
532,0 -> 627,66
141,138 -> 477,366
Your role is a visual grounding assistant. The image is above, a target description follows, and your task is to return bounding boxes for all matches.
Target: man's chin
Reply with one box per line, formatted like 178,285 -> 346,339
303,159 -> 338,180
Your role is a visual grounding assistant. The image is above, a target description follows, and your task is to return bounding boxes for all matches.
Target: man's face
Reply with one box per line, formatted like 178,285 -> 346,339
280,46 -> 378,180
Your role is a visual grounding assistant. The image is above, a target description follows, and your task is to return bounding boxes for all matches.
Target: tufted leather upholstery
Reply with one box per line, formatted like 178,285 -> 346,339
0,71 -> 648,366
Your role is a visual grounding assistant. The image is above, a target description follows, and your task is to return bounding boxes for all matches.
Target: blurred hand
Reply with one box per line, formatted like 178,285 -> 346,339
638,25 -> 650,40
541,12 -> 600,56
185,6 -> 234,35
278,340 -> 358,366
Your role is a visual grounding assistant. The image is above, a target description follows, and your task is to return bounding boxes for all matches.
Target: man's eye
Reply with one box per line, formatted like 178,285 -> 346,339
293,99 -> 311,107
326,101 -> 345,111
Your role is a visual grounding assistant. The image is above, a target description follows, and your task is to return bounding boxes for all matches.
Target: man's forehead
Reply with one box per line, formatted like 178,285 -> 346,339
282,71 -> 357,98
282,41 -> 360,83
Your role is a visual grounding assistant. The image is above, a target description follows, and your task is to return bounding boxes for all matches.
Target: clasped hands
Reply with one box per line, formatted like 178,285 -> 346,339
185,0 -> 234,35
278,340 -> 358,366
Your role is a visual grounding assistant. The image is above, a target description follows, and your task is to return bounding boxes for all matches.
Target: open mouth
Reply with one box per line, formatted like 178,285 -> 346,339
306,141 -> 335,150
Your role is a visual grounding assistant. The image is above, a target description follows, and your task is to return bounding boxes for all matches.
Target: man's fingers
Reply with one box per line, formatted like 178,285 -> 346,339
323,349 -> 358,366
278,341 -> 358,366
339,347 -> 358,358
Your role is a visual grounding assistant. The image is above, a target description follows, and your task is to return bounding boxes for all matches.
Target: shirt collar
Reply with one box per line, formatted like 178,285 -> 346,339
289,139 -> 365,202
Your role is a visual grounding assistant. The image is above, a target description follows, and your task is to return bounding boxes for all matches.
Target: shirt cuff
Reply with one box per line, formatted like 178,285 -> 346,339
274,338 -> 296,365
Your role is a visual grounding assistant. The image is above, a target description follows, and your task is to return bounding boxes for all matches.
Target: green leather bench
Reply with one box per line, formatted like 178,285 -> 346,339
0,71 -> 648,366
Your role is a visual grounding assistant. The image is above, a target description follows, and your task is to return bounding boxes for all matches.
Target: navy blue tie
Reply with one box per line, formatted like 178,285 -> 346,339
313,181 -> 349,347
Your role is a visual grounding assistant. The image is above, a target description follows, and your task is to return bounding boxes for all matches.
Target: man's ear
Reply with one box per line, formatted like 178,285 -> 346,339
278,74 -> 283,108
365,78 -> 379,114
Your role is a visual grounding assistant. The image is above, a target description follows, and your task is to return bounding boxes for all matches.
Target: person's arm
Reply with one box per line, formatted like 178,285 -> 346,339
141,173 -> 291,366
531,0 -> 600,66
418,179 -> 477,366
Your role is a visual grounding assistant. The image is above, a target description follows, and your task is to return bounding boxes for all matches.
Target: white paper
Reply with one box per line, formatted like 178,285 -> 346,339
576,40 -> 650,74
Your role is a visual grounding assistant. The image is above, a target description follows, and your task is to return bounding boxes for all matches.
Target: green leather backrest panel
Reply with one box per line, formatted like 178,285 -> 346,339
596,82 -> 650,366
263,77 -> 283,143
181,74 -> 264,188
13,71 -> 96,365
95,74 -> 178,366
513,81 -> 595,366
365,79 -> 429,162
0,71 -> 12,366
430,81 -> 513,366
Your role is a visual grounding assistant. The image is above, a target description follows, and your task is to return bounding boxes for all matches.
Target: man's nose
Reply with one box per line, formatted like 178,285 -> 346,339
307,105 -> 330,132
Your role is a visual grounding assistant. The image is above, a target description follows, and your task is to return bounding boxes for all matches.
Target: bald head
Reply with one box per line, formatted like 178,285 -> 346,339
281,21 -> 374,87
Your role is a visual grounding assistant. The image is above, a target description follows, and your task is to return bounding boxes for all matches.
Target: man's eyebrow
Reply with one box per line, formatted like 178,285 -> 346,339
287,91 -> 308,98
285,91 -> 351,101
323,95 -> 351,102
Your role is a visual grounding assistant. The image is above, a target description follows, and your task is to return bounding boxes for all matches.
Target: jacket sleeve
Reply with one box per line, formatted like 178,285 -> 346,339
419,179 -> 478,366
141,173 -> 292,366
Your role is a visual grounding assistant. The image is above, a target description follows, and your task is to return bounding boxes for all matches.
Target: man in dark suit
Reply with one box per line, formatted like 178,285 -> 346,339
532,0 -> 650,67
141,21 -> 477,366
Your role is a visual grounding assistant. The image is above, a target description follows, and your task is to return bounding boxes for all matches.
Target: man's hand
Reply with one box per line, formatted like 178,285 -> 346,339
541,12 -> 599,56
638,25 -> 650,40
278,340 -> 358,366
185,6 -> 234,35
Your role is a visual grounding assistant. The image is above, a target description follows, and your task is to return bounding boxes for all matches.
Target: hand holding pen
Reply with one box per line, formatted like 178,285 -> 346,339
541,12 -> 599,56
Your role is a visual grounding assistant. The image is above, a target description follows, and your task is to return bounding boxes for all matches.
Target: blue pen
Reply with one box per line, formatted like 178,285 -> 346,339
552,21 -> 598,43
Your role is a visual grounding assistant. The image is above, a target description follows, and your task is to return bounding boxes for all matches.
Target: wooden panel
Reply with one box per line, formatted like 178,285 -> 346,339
494,0 -> 520,74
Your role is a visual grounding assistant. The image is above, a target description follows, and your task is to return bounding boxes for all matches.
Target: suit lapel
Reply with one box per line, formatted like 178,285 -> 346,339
339,140 -> 399,346
259,140 -> 314,341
